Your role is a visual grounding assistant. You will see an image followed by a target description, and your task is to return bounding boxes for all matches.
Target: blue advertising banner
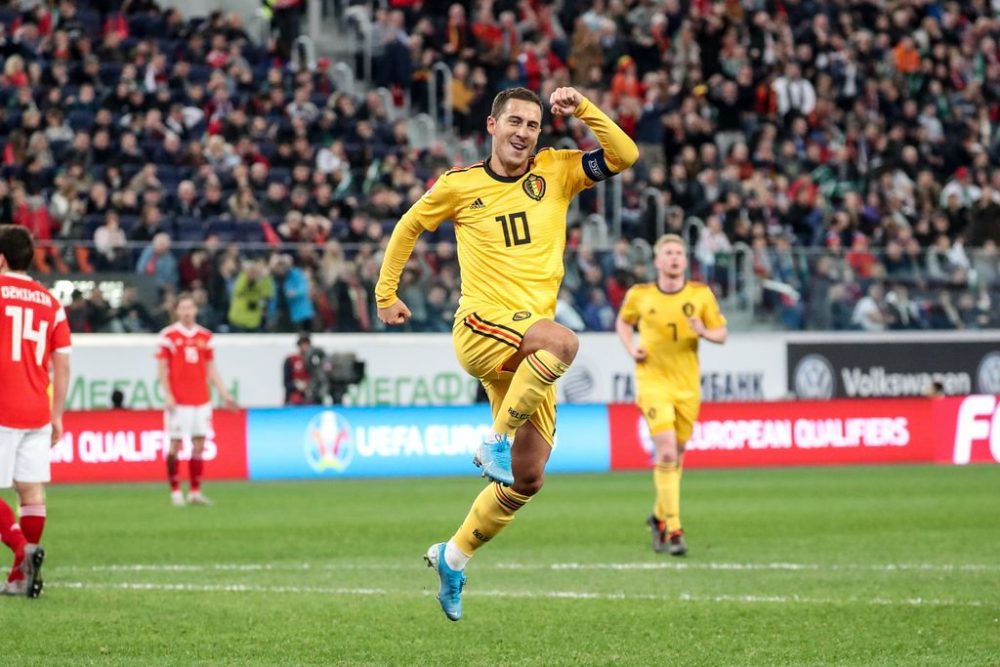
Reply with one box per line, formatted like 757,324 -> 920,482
247,404 -> 609,480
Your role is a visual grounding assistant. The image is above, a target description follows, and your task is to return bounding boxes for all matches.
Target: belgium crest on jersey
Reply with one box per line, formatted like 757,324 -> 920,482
523,174 -> 546,201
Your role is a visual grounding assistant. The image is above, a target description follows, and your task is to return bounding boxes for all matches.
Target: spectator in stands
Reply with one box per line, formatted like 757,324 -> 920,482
852,283 -> 889,332
198,180 -> 228,219
130,206 -> 166,243
93,212 -> 130,272
885,285 -> 923,330
330,263 -> 371,332
228,259 -> 273,332
136,232 -> 179,290
110,286 -> 154,333
268,254 -> 315,332
228,186 -> 261,221
968,188 -> 1000,247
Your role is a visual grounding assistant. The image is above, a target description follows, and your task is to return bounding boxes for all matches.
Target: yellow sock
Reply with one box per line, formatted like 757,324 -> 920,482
492,350 -> 568,436
653,462 -> 682,532
451,482 -> 532,556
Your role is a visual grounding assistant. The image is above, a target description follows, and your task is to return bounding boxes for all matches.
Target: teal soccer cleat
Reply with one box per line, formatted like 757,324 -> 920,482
424,543 -> 467,621
473,434 -> 514,486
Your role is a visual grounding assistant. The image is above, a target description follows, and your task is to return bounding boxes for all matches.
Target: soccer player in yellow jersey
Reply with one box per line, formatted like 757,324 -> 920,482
615,234 -> 727,556
375,86 -> 637,620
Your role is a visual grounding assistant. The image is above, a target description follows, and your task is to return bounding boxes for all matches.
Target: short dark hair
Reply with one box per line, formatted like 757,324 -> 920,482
175,292 -> 196,309
490,87 -> 543,119
0,225 -> 34,271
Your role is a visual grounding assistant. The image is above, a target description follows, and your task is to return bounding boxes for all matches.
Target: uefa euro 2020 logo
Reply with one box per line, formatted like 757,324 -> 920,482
304,410 -> 353,473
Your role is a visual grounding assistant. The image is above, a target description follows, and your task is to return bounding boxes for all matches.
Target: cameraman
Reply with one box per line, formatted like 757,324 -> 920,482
228,259 -> 274,332
283,333 -> 326,405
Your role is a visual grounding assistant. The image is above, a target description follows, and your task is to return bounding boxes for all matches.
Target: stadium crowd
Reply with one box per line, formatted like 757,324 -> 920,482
1,0 -> 999,333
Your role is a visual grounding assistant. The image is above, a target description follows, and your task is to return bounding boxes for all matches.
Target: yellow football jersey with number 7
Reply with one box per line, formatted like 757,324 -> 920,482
618,282 -> 727,402
397,149 -> 591,319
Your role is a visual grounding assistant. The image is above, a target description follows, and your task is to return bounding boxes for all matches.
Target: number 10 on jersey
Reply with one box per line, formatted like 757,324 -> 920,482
497,212 -> 531,247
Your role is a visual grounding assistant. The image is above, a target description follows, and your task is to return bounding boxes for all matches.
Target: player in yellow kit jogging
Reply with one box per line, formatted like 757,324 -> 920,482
616,234 -> 727,556
375,86 -> 637,620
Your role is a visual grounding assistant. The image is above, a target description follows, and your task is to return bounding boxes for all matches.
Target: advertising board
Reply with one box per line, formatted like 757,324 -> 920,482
52,409 -> 248,483
609,399 -> 936,469
787,334 -> 1000,399
931,395 -> 1000,465
246,404 -> 610,480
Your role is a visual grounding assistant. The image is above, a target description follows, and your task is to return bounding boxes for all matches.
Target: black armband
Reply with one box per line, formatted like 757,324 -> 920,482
581,149 -> 615,182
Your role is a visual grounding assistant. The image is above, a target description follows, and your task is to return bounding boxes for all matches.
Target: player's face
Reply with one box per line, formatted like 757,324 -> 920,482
176,298 -> 197,326
654,242 -> 688,278
487,99 -> 542,171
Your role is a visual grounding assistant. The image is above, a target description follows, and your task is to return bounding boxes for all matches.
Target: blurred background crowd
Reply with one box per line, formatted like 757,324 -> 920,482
1,0 -> 999,333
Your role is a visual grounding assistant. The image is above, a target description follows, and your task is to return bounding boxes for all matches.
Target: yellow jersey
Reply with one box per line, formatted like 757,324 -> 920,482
375,96 -> 640,320
395,150 -> 591,318
618,281 -> 726,401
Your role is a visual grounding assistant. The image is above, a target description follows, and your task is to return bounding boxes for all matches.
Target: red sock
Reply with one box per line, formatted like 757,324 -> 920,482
190,457 -> 204,493
0,499 -> 26,553
167,454 -> 180,492
19,504 -> 46,545
0,499 -> 26,581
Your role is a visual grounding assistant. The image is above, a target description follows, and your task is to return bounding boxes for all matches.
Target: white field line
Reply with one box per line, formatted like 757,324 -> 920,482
47,580 -> 995,608
54,560 -> 1000,574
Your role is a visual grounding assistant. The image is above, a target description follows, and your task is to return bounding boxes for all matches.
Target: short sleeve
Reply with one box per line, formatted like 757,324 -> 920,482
51,306 -> 72,354
203,333 -> 215,362
700,289 -> 727,329
618,287 -> 641,325
156,333 -> 174,360
399,173 -> 458,232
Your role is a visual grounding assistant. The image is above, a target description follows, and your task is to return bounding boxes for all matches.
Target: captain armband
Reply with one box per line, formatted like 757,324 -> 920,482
581,149 -> 616,182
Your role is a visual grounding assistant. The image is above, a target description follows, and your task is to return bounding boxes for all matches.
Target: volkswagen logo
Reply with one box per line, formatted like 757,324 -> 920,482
976,352 -> 1000,394
794,354 -> 835,399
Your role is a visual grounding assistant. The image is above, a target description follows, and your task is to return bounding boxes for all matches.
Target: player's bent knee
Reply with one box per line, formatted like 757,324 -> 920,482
542,328 -> 578,364
658,449 -> 679,465
557,331 -> 580,363
513,473 -> 544,497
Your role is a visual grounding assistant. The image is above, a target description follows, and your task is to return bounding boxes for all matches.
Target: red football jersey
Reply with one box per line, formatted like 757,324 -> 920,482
0,272 -> 72,429
156,323 -> 214,406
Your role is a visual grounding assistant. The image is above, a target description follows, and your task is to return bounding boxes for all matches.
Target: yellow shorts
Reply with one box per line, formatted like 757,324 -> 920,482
453,307 -> 556,446
637,392 -> 700,444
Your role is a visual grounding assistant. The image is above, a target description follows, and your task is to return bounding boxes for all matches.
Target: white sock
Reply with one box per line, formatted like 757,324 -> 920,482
444,540 -> 471,571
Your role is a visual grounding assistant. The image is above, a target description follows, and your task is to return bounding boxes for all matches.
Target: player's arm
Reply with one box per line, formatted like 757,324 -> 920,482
615,287 -> 646,362
615,315 -> 647,362
50,351 -> 70,444
158,357 -> 176,410
375,174 -> 457,325
550,87 -> 639,178
206,360 -> 238,408
689,291 -> 728,344
689,318 -> 728,344
49,309 -> 72,444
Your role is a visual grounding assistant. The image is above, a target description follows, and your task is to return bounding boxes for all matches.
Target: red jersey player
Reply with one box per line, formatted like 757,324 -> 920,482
0,226 -> 71,598
156,294 -> 236,506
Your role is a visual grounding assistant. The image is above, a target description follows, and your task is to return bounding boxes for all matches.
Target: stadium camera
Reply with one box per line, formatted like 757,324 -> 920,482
323,352 -> 367,405
303,345 -> 365,405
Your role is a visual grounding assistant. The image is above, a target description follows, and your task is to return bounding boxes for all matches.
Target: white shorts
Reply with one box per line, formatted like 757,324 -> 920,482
0,425 -> 52,488
165,404 -> 212,440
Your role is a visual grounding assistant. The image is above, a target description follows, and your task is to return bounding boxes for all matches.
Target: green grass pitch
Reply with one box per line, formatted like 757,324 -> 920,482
2,465 -> 998,666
